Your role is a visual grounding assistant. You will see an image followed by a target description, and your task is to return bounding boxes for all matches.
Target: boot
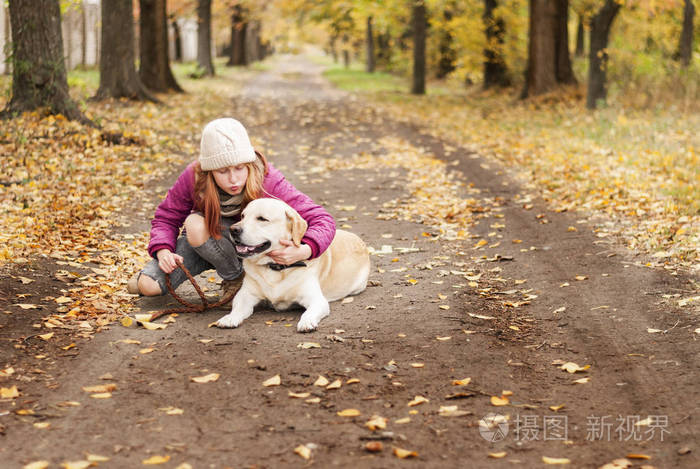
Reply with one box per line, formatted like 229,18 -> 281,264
221,275 -> 243,301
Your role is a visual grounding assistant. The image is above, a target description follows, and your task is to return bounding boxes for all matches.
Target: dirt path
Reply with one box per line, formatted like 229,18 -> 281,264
1,55 -> 698,469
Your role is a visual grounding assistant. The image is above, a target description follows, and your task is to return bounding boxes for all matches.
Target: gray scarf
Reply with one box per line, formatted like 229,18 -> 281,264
217,187 -> 244,218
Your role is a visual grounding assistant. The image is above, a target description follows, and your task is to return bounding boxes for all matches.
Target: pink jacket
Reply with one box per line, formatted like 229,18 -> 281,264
148,161 -> 336,260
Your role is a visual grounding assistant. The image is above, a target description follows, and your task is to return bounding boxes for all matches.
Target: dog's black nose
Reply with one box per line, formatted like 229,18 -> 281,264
230,226 -> 242,242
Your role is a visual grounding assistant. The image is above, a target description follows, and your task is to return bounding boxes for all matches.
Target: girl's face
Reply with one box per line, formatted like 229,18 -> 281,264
213,164 -> 249,195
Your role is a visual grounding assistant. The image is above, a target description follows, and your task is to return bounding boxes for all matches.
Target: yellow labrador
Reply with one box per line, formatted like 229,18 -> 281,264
216,198 -> 370,332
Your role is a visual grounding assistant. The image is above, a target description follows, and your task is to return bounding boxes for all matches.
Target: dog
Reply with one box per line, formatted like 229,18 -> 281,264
216,198 -> 370,332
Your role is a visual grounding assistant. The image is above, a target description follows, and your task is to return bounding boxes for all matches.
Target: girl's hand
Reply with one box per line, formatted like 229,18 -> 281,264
156,249 -> 184,274
267,239 -> 312,265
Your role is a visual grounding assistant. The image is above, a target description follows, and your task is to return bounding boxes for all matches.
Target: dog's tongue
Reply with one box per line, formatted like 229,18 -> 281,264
236,244 -> 256,254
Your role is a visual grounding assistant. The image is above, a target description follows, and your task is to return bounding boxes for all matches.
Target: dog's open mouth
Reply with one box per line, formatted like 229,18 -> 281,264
235,241 -> 271,257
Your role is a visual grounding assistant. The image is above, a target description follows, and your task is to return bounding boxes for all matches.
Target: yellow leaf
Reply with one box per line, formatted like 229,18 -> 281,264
159,406 -> 184,415
262,374 -> 281,387
337,408 -> 361,417
17,304 -> 40,309
575,275 -> 588,281
410,363 -> 424,368
120,316 -> 134,327
542,456 -> 571,465
288,391 -> 311,398
474,239 -> 487,249
346,378 -> 360,384
82,384 -> 116,393
490,396 -> 509,406
436,335 -> 451,341
326,379 -> 342,389
560,362 -> 590,373
297,342 -> 321,349
1,385 -> 20,398
140,321 -> 166,330
142,455 -> 170,465
625,454 -> 651,460
23,462 -> 50,469
191,373 -> 220,383
134,314 -> 153,322
550,405 -> 565,411
54,296 -> 72,304
305,397 -> 321,404
341,297 -> 354,304
62,343 -> 76,351
407,395 -> 429,407
294,445 -> 312,460
393,447 -> 418,459
139,347 -> 155,354
438,305 -> 450,310
452,378 -> 471,386
61,461 -> 91,469
90,393 -> 112,399
86,454 -> 110,462
488,452 -> 507,458
364,441 -> 384,452
365,415 -> 387,431
395,417 -> 411,424
314,375 -> 329,387
33,422 -> 50,429
39,332 -> 54,341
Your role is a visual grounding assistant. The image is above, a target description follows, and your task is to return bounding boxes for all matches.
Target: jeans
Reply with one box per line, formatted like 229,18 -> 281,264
140,217 -> 242,296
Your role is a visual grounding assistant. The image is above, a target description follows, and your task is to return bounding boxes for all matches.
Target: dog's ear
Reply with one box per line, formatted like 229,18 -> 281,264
286,207 -> 308,247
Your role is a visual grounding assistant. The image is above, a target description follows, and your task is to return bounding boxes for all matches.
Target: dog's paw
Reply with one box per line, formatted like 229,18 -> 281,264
296,316 -> 319,333
216,312 -> 246,328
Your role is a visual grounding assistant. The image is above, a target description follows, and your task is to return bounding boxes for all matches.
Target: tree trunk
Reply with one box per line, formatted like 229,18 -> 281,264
94,0 -> 155,101
555,0 -> 576,84
2,0 -> 90,124
329,34 -> 338,63
411,0 -> 426,95
575,12 -> 585,57
228,5 -> 247,66
196,0 -> 215,76
139,0 -> 182,93
342,49 -> 350,68
586,0 -> 620,109
245,20 -> 261,63
522,0 -> 575,97
172,19 -> 182,62
483,0 -> 510,88
677,0 -> 695,67
376,31 -> 391,68
81,3 -> 87,66
437,8 -> 455,79
366,16 -> 375,73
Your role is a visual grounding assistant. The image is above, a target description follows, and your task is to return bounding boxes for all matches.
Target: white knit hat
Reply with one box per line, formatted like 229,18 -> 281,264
199,118 -> 256,171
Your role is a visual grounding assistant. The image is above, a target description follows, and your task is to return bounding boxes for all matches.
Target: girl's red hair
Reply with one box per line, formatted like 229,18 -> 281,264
193,151 -> 268,239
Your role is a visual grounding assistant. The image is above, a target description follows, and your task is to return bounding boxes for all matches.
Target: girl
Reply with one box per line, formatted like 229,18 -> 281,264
128,118 -> 336,299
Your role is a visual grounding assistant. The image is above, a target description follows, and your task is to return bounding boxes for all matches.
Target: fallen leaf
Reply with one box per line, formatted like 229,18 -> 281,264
86,454 -> 110,463
61,462 -> 91,469
142,455 -> 170,465
550,405 -> 566,411
314,375 -> 329,387
365,441 -> 384,452
38,332 -> 54,341
542,456 -> 571,465
438,305 -> 450,310
117,339 -> 141,345
82,384 -> 116,393
393,447 -> 418,459
305,397 -> 321,404
23,462 -> 50,469
337,408 -> 361,417
139,347 -> 155,354
575,275 -> 588,281
90,392 -> 112,399
140,321 -> 166,330
54,296 -> 72,304
438,405 -> 470,417
191,373 -> 220,384
469,313 -> 495,320
120,317 -> 134,327
394,417 -> 411,424
294,445 -> 312,460
436,335 -> 452,341
18,276 -> 34,284
159,406 -> 184,415
346,378 -> 360,384
262,374 -> 281,387
288,391 -> 311,398
410,363 -> 425,368
452,378 -> 471,386
490,396 -> 509,406
488,452 -> 507,458
1,385 -> 20,398
647,328 -> 662,333
574,377 -> 590,384
365,415 -> 388,431
326,379 -> 342,389
17,304 -> 40,309
560,362 -> 590,373
407,395 -> 429,407
34,422 -> 51,429
341,297 -> 354,304
297,342 -> 321,349
625,454 -> 651,460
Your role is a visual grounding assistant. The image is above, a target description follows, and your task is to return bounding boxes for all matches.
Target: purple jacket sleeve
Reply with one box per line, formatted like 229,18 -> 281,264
147,163 -> 196,258
262,164 -> 336,259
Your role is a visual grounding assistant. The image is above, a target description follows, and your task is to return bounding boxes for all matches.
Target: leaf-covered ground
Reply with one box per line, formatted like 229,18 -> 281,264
1,55 -> 698,468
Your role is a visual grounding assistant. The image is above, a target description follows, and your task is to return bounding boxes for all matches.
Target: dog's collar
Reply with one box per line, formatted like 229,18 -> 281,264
266,261 -> 307,271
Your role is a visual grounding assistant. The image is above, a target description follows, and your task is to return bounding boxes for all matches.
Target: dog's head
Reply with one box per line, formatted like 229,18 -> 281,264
230,198 -> 308,259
